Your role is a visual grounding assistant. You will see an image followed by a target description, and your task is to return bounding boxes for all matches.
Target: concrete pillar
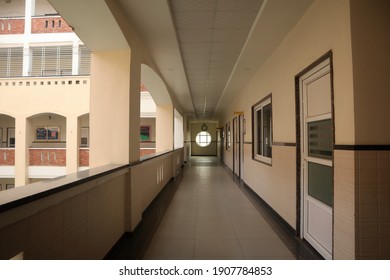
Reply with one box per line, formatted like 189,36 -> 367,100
66,115 -> 79,174
156,104 -> 173,153
24,0 -> 35,35
128,52 -> 141,163
89,50 -> 131,167
72,42 -> 80,76
23,0 -> 35,76
14,116 -> 31,187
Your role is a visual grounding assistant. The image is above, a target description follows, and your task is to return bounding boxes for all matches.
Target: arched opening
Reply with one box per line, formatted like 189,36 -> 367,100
78,113 -> 89,170
27,112 -> 67,182
0,114 -> 16,191
141,64 -> 177,156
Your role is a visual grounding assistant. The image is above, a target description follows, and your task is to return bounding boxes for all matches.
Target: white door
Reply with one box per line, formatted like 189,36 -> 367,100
233,117 -> 239,176
300,58 -> 333,259
238,114 -> 244,178
233,115 -> 244,179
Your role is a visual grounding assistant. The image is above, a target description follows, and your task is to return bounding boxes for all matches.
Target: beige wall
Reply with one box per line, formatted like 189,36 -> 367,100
0,77 -> 89,118
219,0 -> 355,252
156,104 -> 173,153
0,168 -> 127,260
222,0 -> 354,222
350,0 -> 390,144
191,122 -> 217,156
0,76 -> 89,186
221,0 -> 354,146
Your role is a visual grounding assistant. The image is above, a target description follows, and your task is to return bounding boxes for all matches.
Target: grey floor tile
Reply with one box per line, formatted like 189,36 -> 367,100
153,224 -> 196,239
239,239 -> 295,258
142,156 -> 304,260
144,238 -> 195,259
195,239 -> 244,259
195,224 -> 237,240
234,225 -> 280,240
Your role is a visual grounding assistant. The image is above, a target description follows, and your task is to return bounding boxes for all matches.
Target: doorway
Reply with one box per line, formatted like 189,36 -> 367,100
297,53 -> 334,259
233,115 -> 244,179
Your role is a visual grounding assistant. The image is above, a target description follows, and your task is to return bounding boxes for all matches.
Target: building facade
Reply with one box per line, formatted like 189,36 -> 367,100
0,0 -> 389,260
0,0 -> 91,188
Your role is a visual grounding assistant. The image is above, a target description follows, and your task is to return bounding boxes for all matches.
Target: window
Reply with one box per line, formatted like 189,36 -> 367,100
252,94 -> 272,164
195,131 -> 211,147
80,127 -> 89,147
79,45 -> 91,75
31,46 -> 73,76
7,127 -> 15,148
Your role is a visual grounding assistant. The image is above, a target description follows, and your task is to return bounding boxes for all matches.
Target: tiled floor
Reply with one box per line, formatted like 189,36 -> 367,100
143,156 -> 299,260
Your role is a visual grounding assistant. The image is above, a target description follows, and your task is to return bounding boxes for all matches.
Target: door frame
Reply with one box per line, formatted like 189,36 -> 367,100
232,115 -> 244,179
295,51 -> 335,258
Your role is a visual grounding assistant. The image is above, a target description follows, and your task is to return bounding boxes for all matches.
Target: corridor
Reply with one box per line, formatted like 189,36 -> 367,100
143,156 -> 321,260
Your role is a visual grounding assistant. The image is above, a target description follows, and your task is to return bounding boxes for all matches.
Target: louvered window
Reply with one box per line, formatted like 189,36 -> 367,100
31,46 -> 72,76
308,119 -> 333,160
0,47 -> 23,77
79,45 -> 91,75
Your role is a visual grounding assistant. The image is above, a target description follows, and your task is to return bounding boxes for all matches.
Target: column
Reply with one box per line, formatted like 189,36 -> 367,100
66,115 -> 79,174
72,41 -> 80,76
89,50 -> 132,167
156,104 -> 173,153
14,116 -> 31,187
23,0 -> 35,76
128,52 -> 141,163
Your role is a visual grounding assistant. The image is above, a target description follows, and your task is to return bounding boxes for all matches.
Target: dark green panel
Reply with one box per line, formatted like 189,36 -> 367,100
308,162 -> 333,207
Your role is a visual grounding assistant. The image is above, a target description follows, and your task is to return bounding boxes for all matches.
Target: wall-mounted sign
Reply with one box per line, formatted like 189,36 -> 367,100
140,126 -> 150,141
35,126 -> 60,141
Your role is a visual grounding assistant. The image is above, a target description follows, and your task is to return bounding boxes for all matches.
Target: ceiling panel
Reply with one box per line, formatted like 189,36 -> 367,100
213,29 -> 248,42
171,0 -> 217,12
173,12 -> 215,29
215,12 -> 258,29
169,0 -> 264,118
177,29 -> 214,42
217,0 -> 264,12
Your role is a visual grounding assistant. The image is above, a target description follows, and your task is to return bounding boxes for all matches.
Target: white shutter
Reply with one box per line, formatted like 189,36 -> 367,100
0,47 -> 23,77
59,45 -> 72,75
79,45 -> 91,75
9,47 -> 23,77
43,46 -> 58,76
0,48 -> 7,77
31,46 -> 43,76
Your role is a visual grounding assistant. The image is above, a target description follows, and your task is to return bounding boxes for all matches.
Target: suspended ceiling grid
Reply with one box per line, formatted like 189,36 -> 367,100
170,0 -> 263,119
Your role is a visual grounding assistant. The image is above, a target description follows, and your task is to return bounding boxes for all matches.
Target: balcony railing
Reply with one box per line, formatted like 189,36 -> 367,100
0,148 -> 15,166
0,148 -> 184,259
29,148 -> 66,166
79,148 -> 89,167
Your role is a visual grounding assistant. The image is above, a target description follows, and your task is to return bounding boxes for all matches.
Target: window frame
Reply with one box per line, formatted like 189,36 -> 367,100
252,94 -> 273,165
195,131 -> 212,147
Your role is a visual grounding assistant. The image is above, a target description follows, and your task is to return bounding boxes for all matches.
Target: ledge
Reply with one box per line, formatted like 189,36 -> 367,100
0,164 -> 128,214
0,148 -> 184,214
